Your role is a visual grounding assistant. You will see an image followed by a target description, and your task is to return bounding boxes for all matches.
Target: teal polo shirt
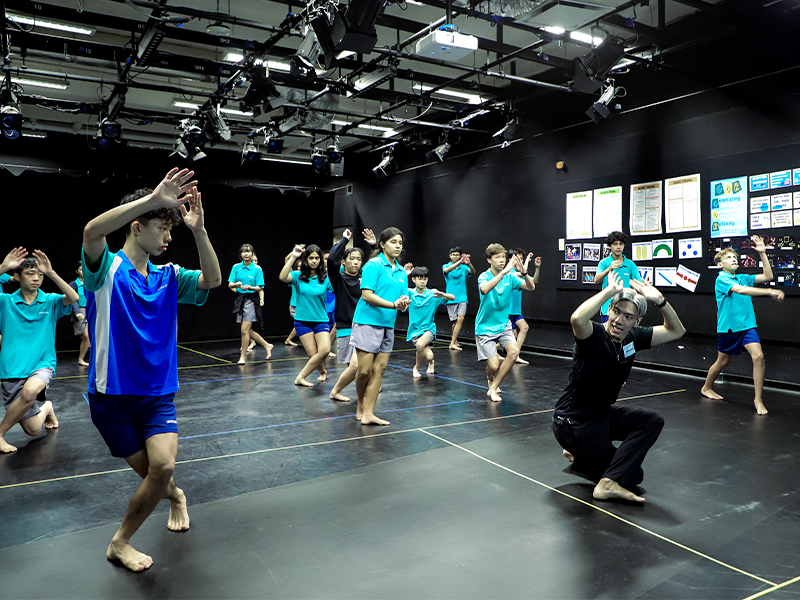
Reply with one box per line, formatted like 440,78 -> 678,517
406,288 -> 448,341
475,270 -> 522,336
442,263 -> 471,304
715,272 -> 757,333
0,290 -> 72,379
598,254 -> 642,315
228,262 -> 264,294
73,278 -> 87,308
353,253 -> 408,328
290,270 -> 333,323
0,273 -> 11,287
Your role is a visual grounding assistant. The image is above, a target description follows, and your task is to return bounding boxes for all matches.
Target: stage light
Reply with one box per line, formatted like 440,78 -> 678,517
566,34 -> 626,94
266,137 -> 284,154
100,118 -> 121,139
429,142 -> 451,162
6,14 -> 95,36
202,106 -> 231,145
172,120 -> 207,161
327,136 -> 342,163
1,83 -> 22,140
585,80 -> 623,124
372,147 -> 396,177
240,65 -> 286,115
492,114 -> 520,144
241,138 -> 262,163
311,146 -> 328,173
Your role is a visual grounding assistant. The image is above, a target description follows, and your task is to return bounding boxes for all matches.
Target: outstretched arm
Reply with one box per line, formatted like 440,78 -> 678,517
33,250 -> 80,306
630,280 -> 686,346
519,254 -> 536,291
731,285 -> 784,302
0,247 -> 28,276
571,270 -> 623,339
279,245 -> 304,283
751,235 -> 774,283
181,188 -> 221,290
83,168 -> 198,266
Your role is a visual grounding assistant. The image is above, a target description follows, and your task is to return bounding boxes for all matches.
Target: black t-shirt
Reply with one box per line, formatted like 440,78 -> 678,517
555,321 -> 653,421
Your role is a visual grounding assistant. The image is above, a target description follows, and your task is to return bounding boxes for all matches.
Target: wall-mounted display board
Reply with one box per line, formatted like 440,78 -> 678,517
566,190 -> 593,239
665,174 -> 702,233
593,186 -> 622,239
630,181 -> 663,236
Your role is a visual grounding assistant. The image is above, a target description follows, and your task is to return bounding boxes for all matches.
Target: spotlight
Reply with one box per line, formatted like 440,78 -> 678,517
492,114 -> 520,142
241,64 -> 286,116
372,148 -> 396,177
567,34 -> 626,94
1,84 -> 22,140
266,137 -> 284,154
100,118 -> 121,139
241,138 -> 262,163
291,28 -> 323,80
327,136 -> 342,163
585,81 -> 621,124
172,120 -> 207,161
311,146 -> 328,173
428,142 -> 451,162
331,0 -> 387,55
202,106 -> 231,146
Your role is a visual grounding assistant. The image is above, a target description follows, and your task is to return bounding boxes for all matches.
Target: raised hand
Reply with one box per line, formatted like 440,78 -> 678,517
403,262 -> 414,275
533,256 -> 542,267
606,270 -> 625,293
462,254 -> 471,265
180,187 -> 205,232
630,278 -> 663,304
32,250 -> 54,277
1,247 -> 28,273
292,244 -> 305,257
342,229 -> 352,240
524,253 -> 533,270
151,168 -> 198,209
751,234 -> 767,253
363,229 -> 377,245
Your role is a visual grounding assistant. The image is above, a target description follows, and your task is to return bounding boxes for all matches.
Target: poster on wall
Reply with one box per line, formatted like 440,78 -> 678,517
794,192 -> 800,208
710,176 -> 748,238
565,243 -> 582,260
772,193 -> 792,211
770,170 -> 792,188
794,169 -> 800,186
655,267 -> 677,287
772,210 -> 793,228
749,174 -> 769,192
638,266 -> 653,285
651,238 -> 674,259
675,265 -> 700,292
630,181 -> 663,236
582,267 -> 597,284
582,243 -> 601,261
566,191 -> 593,239
665,174 -> 701,233
631,241 -> 652,261
678,238 -> 703,259
561,263 -> 577,281
750,196 -> 770,213
593,186 -> 622,238
795,209 -> 800,227
751,213 -> 771,230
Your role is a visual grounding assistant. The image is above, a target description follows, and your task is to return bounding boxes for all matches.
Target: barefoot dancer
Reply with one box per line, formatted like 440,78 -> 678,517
506,249 -> 542,365
327,228 -> 377,402
351,227 -> 411,425
246,252 -> 270,354
701,237 -> 783,415
82,168 -> 221,571
0,249 -> 77,453
279,244 -> 334,387
552,271 -> 685,503
283,251 -> 301,347
406,266 -> 454,378
69,261 -> 92,367
229,244 -> 272,364
442,246 -> 475,350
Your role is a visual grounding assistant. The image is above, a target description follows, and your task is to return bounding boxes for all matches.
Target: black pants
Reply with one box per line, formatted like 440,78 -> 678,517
552,405 -> 664,491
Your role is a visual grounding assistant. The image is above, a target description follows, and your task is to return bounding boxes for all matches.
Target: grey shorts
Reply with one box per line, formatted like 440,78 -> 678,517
289,305 -> 296,318
236,298 -> 257,323
475,326 -> 517,361
350,323 -> 394,355
411,331 -> 434,345
73,308 -> 88,336
337,335 -> 355,364
1,368 -> 53,422
447,302 -> 467,321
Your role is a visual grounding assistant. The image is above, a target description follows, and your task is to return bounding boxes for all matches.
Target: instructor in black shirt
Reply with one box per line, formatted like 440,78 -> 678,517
553,271 -> 685,503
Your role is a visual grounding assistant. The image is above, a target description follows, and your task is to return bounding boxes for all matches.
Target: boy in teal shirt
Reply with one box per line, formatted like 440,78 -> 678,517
406,266 -> 454,378
442,246 -> 476,350
0,247 -> 78,453
701,235 -> 784,415
476,243 -> 536,402
595,231 -> 642,322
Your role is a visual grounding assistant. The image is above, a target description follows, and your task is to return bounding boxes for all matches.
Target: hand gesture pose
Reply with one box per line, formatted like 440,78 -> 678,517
771,289 -> 785,302
363,229 -> 377,245
630,278 -> 664,305
151,168 -> 199,209
610,258 -> 623,270
342,229 -> 352,240
506,254 -> 524,275
394,295 -> 410,311
606,270 -> 625,294
31,250 -> 55,277
533,256 -> 542,267
180,187 -> 205,233
461,253 -> 471,265
291,244 -> 306,258
0,247 -> 28,273
751,235 -> 767,254
432,290 -> 447,298
403,262 -> 414,276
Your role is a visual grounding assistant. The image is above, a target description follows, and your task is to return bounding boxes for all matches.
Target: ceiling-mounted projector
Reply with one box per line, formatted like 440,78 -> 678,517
415,28 -> 478,62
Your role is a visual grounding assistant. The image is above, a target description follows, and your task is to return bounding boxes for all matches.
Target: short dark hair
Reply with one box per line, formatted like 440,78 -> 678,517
344,247 -> 365,263
14,258 -> 39,275
239,244 -> 254,254
449,246 -> 462,254
121,188 -> 182,237
371,227 -> 404,259
606,231 -> 627,246
411,266 -> 429,279
507,247 -> 524,259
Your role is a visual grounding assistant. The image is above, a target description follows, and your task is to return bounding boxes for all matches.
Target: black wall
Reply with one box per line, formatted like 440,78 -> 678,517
338,69 -> 800,343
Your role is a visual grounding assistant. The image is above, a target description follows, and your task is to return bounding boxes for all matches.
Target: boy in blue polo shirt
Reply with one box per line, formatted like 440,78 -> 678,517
406,267 -> 454,378
476,243 -> 536,402
69,261 -> 91,367
442,246 -> 476,351
701,236 -> 784,415
82,168 -> 221,572
229,244 -> 271,364
594,231 -> 642,322
0,248 -> 78,453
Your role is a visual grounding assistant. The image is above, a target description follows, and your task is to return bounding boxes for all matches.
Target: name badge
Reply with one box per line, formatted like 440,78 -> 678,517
622,341 -> 636,358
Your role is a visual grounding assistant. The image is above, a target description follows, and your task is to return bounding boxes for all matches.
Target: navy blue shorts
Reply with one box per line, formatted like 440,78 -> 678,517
509,314 -> 524,331
718,329 -> 760,355
327,311 -> 336,327
601,315 -> 609,323
294,320 -> 331,336
89,392 -> 178,458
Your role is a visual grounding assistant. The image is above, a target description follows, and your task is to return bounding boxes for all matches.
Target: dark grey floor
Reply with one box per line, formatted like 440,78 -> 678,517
1,330 -> 799,599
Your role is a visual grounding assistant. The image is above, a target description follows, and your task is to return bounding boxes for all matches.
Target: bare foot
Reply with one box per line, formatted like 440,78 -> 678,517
755,399 -> 768,415
78,359 -> 89,367
426,362 -> 435,375
361,414 -> 390,425
167,488 -> 190,532
43,401 -> 59,429
247,342 -> 256,352
328,351 -> 337,359
562,449 -> 574,463
412,367 -> 422,379
106,540 -> 153,572
701,387 -> 724,400
284,339 -> 298,347
317,372 -> 328,382
330,392 -> 350,402
0,435 -> 18,453
237,357 -> 246,365
449,344 -> 462,351
515,356 -> 529,365
487,388 -> 502,403
593,478 -> 645,503
487,380 -> 503,393
264,344 -> 273,360
295,377 -> 313,387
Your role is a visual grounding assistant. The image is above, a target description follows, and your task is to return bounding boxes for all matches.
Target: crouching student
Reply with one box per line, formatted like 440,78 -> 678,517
406,267 -> 454,378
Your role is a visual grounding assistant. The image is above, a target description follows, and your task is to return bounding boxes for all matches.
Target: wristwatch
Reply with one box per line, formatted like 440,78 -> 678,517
655,297 -> 667,308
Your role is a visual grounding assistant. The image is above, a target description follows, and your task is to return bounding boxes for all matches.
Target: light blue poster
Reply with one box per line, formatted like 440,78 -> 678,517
794,169 -> 800,186
770,170 -> 792,188
750,174 -> 769,192
710,176 -> 748,239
